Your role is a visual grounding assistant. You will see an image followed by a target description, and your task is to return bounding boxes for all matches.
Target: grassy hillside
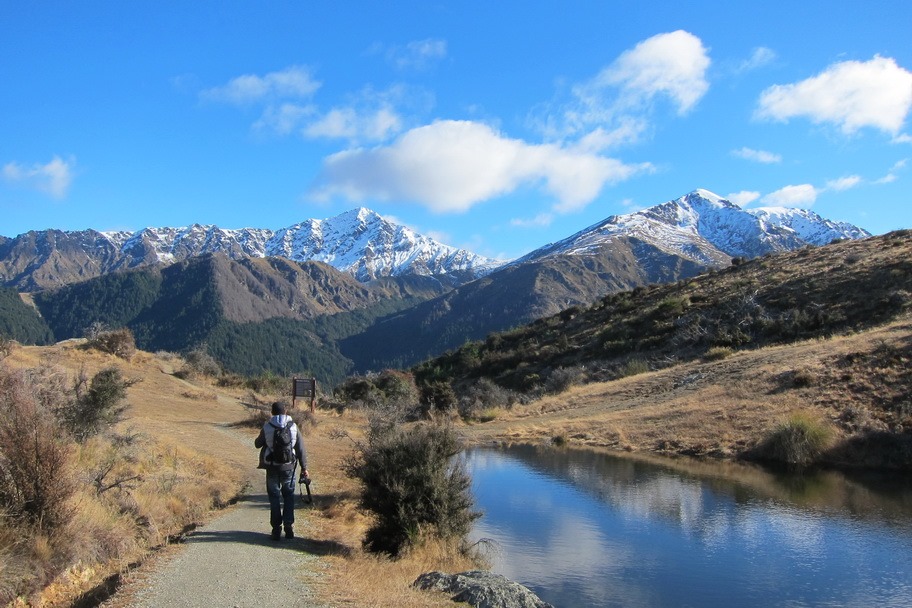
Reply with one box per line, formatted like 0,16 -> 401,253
411,231 -> 912,469
417,231 -> 912,391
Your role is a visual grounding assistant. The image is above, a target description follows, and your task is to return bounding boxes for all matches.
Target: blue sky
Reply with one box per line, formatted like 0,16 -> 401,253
1,1 -> 910,260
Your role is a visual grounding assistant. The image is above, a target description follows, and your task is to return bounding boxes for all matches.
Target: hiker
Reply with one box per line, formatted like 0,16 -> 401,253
254,401 -> 309,540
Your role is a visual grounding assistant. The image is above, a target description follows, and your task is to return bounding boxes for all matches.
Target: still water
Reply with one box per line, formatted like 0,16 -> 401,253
464,445 -> 912,608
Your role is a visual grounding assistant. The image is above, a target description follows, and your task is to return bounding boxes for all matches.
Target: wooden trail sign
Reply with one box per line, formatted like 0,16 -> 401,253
292,377 -> 317,412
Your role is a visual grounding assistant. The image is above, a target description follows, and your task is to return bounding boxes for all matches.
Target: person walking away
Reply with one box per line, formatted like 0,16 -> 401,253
254,402 -> 308,540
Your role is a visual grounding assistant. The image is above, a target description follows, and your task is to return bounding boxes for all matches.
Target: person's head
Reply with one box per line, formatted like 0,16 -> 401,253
271,401 -> 287,416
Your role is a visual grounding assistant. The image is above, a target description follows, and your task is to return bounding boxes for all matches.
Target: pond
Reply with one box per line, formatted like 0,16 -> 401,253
464,445 -> 912,608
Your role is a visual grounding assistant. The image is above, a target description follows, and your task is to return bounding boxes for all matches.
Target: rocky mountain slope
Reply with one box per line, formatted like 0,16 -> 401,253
2,189 -> 873,380
517,189 -> 869,267
0,208 -> 502,291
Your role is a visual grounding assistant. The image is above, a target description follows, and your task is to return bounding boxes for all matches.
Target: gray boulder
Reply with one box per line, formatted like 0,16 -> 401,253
413,570 -> 554,608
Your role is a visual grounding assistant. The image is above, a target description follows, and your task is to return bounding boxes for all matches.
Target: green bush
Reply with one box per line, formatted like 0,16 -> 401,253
619,359 -> 650,378
704,346 -> 734,361
419,380 -> 457,415
344,421 -> 479,556
62,367 -> 138,441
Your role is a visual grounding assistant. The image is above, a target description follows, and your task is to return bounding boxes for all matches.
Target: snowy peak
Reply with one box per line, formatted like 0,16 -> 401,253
520,189 -> 870,267
98,209 -> 502,284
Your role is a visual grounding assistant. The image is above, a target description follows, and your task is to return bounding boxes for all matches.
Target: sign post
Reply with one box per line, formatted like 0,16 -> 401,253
292,377 -> 317,413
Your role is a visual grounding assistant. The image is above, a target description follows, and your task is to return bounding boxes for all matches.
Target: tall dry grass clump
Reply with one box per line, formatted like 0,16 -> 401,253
755,411 -> 835,467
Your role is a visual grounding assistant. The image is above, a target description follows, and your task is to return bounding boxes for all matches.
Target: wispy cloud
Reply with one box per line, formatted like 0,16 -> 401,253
736,47 -> 777,73
309,120 -> 652,213
760,184 -> 820,207
201,65 -> 321,105
303,107 -> 402,142
826,175 -> 862,191
535,30 -> 710,149
378,38 -> 448,71
875,158 -> 908,184
726,190 -> 761,207
510,213 -> 554,228
2,155 -> 76,199
731,147 -> 782,164
756,55 -> 912,135
253,103 -> 317,136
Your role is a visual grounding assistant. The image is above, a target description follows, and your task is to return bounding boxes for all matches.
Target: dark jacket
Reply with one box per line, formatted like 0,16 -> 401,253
254,414 -> 307,471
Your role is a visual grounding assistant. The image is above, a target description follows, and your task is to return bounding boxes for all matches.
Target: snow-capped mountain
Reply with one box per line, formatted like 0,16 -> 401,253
106,208 -> 502,282
518,189 -> 870,266
0,208 -> 503,291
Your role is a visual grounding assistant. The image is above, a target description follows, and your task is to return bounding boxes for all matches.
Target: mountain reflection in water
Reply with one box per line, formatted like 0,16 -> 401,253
464,445 -> 912,608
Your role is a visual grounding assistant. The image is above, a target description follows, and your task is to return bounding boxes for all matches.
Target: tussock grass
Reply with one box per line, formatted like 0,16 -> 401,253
755,411 -> 835,467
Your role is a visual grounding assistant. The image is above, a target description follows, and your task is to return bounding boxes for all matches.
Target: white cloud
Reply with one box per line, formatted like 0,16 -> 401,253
731,147 -> 782,164
726,190 -> 761,207
536,30 -> 710,148
2,155 -> 75,199
737,47 -> 777,73
595,30 -> 711,115
760,184 -> 820,207
893,133 -> 912,144
510,213 -> 554,228
383,38 -> 448,70
201,65 -> 321,105
310,120 -> 652,213
826,175 -> 862,191
756,55 -> 912,135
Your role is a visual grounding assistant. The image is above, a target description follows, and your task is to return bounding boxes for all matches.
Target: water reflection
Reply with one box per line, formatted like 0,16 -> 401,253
465,445 -> 912,608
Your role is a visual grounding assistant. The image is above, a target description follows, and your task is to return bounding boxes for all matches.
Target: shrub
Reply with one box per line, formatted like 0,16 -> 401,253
544,365 -> 587,394
419,381 -> 457,415
61,367 -> 139,441
704,346 -> 734,361
178,347 -> 222,378
85,327 -> 136,360
619,359 -> 650,378
756,411 -> 834,467
0,365 -> 77,532
344,421 -> 479,556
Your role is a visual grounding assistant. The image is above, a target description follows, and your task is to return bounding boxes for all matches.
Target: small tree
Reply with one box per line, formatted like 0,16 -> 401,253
62,366 -> 138,441
345,420 -> 479,556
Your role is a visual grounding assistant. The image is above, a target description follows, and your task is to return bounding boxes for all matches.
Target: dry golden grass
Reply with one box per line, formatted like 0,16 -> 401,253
5,315 -> 909,605
458,317 -> 912,465
3,342 -> 484,607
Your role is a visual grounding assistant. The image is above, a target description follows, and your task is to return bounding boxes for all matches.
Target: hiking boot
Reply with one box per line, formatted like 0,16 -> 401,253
271,527 -> 282,541
284,525 -> 295,539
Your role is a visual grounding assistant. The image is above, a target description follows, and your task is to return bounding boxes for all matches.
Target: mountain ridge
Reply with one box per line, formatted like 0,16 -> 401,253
0,208 -> 504,291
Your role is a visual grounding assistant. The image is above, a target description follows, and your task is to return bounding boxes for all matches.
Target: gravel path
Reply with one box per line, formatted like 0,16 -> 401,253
123,422 -> 328,608
128,489 -> 325,608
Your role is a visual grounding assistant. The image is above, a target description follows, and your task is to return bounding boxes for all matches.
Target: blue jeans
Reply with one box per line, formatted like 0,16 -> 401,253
265,467 -> 296,528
